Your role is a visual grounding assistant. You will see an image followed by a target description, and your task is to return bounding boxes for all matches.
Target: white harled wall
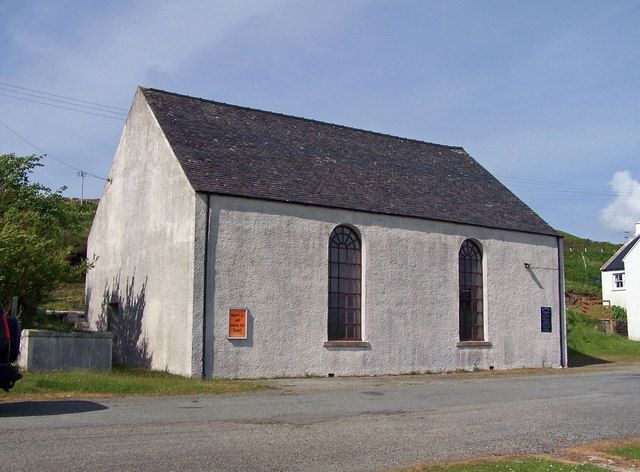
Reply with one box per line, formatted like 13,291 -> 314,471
206,195 -> 564,378
601,270 -> 627,308
85,89 -> 199,376
624,248 -> 640,341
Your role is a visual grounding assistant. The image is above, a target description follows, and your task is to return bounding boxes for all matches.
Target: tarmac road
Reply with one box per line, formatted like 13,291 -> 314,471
2,365 -> 640,471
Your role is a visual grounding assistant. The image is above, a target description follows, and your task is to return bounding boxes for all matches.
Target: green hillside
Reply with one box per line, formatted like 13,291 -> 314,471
560,231 -> 621,297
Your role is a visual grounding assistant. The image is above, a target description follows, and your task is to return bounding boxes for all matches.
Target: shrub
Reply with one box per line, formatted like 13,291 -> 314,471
0,153 -> 91,312
611,305 -> 627,322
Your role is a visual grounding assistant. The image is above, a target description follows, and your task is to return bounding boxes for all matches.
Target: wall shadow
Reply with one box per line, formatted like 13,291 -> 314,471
526,267 -> 544,289
567,348 -> 611,367
97,272 -> 152,369
0,400 -> 108,417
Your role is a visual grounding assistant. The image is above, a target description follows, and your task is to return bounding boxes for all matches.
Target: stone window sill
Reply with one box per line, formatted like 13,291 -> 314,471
457,341 -> 492,348
323,341 -> 371,348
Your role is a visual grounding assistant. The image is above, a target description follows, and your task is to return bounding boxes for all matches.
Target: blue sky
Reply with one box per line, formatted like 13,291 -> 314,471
1,0 -> 639,242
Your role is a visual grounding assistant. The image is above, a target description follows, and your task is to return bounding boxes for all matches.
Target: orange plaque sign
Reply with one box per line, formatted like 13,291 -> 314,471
228,308 -> 248,339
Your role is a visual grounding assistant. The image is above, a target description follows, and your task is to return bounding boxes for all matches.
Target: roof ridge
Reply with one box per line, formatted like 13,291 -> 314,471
140,86 -> 465,151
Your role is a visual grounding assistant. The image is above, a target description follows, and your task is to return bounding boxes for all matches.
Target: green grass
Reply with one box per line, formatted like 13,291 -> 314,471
560,231 -> 620,297
567,308 -> 640,364
40,282 -> 85,311
19,308 -> 74,332
6,364 -> 269,399
604,443 -> 640,460
27,282 -> 85,331
406,457 -> 603,471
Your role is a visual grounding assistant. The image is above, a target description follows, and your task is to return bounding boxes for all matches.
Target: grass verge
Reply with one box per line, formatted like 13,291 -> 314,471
4,364 -> 269,401
567,308 -> 640,364
402,457 -> 603,471
604,443 -> 640,461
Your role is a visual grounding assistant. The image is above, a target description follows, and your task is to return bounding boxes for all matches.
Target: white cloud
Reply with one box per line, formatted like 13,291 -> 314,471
600,171 -> 640,232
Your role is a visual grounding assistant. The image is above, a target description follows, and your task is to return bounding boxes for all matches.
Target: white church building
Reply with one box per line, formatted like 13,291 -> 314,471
86,87 -> 567,378
601,221 -> 640,340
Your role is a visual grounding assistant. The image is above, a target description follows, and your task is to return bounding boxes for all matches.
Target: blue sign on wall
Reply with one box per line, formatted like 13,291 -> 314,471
541,307 -> 552,333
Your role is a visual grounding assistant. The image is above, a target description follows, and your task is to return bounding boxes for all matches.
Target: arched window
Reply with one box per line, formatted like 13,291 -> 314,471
328,225 -> 362,340
459,239 -> 484,341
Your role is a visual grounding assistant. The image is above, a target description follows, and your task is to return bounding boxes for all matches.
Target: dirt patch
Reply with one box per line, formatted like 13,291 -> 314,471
555,438 -> 640,471
392,438 -> 640,472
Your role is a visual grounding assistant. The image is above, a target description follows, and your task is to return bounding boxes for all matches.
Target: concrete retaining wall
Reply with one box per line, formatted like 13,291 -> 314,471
18,330 -> 113,372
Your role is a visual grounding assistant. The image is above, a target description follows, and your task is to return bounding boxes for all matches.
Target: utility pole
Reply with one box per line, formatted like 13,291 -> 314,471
78,171 -> 86,204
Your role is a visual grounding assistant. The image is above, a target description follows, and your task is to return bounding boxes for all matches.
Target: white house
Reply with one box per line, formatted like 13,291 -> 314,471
85,87 -> 567,378
601,221 -> 640,340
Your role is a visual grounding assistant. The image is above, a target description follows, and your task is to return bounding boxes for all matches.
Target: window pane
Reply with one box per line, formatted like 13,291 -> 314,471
329,325 -> 339,340
338,324 -> 346,339
347,279 -> 355,293
330,278 -> 338,292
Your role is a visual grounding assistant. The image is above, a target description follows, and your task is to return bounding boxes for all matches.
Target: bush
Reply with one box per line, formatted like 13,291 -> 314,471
0,153 -> 90,313
611,305 -> 627,322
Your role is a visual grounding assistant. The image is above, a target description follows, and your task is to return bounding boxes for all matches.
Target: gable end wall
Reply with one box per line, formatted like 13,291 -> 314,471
86,89 -> 199,376
624,247 -> 640,340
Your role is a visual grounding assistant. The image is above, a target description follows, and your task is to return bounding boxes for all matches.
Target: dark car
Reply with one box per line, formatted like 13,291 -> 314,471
1,306 -> 22,392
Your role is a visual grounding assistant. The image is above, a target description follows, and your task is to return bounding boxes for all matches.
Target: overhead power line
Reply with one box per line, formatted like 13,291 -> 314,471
614,211 -> 640,240
0,118 -> 110,182
496,175 -> 610,191
497,175 -> 632,197
0,86 -> 127,116
0,92 -> 125,121
0,81 -> 128,112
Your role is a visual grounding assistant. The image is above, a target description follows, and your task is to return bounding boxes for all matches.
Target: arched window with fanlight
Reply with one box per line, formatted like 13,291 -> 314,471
459,239 -> 484,341
328,225 -> 362,340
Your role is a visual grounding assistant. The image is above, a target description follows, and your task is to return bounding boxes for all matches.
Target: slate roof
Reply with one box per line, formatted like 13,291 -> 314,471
601,234 -> 640,272
141,87 -> 557,236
